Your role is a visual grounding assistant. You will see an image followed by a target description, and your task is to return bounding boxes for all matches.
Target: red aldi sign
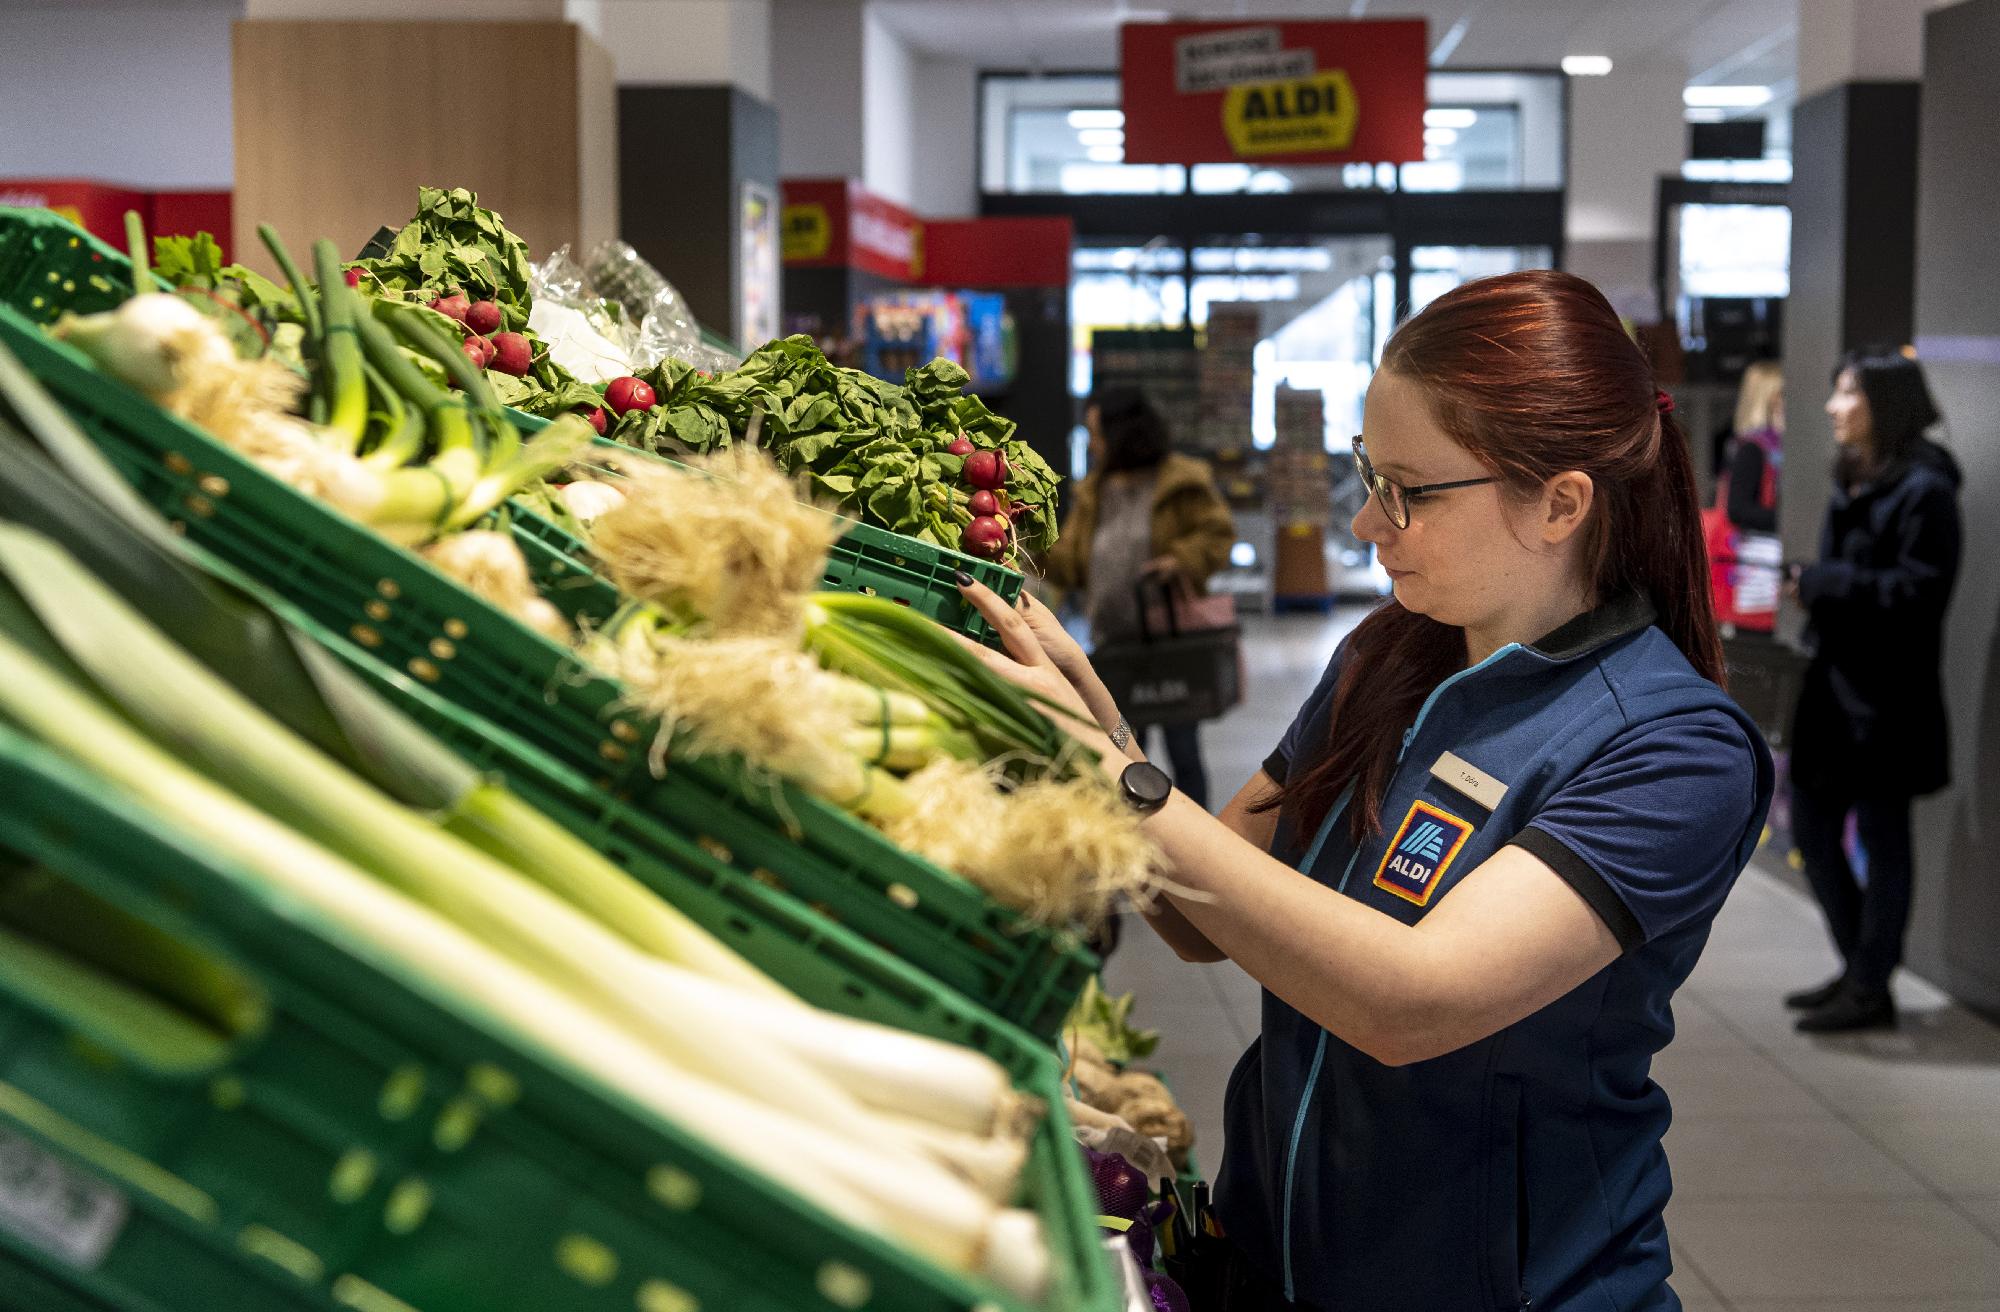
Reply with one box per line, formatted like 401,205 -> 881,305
1121,19 -> 1428,166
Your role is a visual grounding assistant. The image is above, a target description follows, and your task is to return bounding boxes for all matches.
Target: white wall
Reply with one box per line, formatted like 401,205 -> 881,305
567,0 -> 772,98
249,0 -> 563,14
0,2 -> 239,188
771,0 -> 865,179
1796,0 -> 1931,98
908,55 -> 978,217
1566,64 -> 1684,244
861,5 -> 915,207
1564,63 -> 1684,319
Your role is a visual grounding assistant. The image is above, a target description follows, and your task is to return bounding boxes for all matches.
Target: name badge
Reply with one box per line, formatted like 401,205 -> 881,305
1430,751 -> 1508,811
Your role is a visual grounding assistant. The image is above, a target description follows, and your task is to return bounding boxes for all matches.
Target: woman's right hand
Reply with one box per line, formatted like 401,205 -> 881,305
1014,591 -> 1122,733
1013,591 -> 1087,681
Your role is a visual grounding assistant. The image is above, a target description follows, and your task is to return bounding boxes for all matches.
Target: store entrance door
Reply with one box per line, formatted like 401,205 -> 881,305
1075,233 -> 1392,604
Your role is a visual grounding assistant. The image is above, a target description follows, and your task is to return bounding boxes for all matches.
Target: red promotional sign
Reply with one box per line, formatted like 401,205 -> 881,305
781,178 -> 923,283
1120,19 -> 1427,166
0,180 -> 234,261
923,218 -> 1073,289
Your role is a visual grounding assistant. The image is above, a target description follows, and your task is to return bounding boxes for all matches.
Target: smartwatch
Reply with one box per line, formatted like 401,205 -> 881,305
1117,761 -> 1174,816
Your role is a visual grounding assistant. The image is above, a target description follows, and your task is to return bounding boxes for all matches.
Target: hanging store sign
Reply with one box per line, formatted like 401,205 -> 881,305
1121,19 -> 1427,166
779,179 -> 922,283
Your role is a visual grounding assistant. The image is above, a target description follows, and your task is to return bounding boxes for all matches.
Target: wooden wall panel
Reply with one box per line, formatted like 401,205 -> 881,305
232,19 -> 615,272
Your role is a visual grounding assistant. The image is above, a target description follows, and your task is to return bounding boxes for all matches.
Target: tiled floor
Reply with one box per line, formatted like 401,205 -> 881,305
1104,608 -> 2000,1310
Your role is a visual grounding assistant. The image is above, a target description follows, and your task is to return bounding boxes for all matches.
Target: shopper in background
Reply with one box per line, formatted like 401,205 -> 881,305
1703,359 -> 1786,630
1783,348 -> 1961,1033
1722,360 -> 1784,532
960,271 -> 1771,1312
1043,385 -> 1234,809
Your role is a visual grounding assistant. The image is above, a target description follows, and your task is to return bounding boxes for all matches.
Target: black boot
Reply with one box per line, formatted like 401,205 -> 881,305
1796,986 -> 1897,1033
1784,974 -> 1849,1010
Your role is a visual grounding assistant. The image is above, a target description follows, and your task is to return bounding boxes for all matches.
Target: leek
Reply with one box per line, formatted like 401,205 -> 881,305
309,239 -> 370,446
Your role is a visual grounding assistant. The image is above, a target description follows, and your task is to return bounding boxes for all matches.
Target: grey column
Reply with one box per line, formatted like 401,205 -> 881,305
1914,0 -> 2000,1016
1778,80 -> 1922,571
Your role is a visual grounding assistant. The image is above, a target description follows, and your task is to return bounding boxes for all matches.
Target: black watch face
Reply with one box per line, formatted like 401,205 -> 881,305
1122,761 -> 1174,812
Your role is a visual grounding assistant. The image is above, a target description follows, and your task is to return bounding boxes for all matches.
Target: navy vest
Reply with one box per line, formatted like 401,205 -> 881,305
1215,606 -> 1773,1311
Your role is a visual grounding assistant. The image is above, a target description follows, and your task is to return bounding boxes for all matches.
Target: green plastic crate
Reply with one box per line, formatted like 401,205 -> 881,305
0,302 -> 1096,1042
0,730 -> 1115,1312
0,209 -> 133,325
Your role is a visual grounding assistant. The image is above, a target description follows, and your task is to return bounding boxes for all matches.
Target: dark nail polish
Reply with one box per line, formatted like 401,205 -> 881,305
954,570 -> 975,587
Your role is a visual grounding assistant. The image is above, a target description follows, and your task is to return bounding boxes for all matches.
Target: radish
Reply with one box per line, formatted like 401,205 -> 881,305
947,436 -> 975,456
967,490 -> 1001,518
578,405 -> 609,436
961,515 -> 1009,559
605,375 -> 657,416
488,331 -> 533,377
963,450 -> 1007,490
429,291 -> 470,323
343,268 -> 362,288
461,335 -> 497,369
465,299 -> 503,335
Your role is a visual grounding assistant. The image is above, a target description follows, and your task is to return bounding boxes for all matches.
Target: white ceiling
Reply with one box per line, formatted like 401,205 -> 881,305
871,0 -> 1800,93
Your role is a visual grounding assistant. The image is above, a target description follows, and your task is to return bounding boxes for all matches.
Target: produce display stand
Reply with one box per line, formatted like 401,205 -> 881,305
0,211 -> 1096,1041
0,206 -> 1120,1307
0,731 -> 1119,1312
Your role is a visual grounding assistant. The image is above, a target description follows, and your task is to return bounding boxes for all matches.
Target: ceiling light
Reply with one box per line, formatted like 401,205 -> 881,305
1424,144 -> 1444,160
1068,109 -> 1124,129
1684,85 -> 1772,108
1425,107 -> 1477,129
1424,126 -> 1458,146
1683,107 -> 1728,122
1077,128 -> 1124,146
1561,55 -> 1613,76
1085,145 -> 1125,163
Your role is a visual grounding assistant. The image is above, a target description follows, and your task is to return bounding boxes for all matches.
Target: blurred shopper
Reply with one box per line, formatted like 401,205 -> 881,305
1044,386 -> 1234,809
1784,349 -> 1961,1033
960,272 -> 1771,1311
1703,360 -> 1786,630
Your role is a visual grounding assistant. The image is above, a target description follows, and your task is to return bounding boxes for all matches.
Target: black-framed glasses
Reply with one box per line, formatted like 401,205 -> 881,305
1352,437 -> 1498,530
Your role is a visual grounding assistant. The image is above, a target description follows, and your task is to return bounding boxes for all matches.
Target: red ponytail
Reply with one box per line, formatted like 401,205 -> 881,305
1269,270 -> 1723,844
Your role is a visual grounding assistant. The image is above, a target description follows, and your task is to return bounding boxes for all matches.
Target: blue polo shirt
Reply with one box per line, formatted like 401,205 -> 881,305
1215,595 -> 1772,1312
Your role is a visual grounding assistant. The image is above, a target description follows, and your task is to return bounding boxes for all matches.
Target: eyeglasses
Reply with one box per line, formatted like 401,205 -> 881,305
1352,437 -> 1498,530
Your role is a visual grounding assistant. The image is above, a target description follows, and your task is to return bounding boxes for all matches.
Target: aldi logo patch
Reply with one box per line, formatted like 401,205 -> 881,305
1372,800 -> 1474,906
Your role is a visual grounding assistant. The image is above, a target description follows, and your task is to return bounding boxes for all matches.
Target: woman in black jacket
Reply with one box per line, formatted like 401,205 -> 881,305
1785,348 -> 1961,1032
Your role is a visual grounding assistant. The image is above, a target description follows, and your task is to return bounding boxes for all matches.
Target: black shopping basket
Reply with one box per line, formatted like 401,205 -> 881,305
1093,578 -> 1244,727
1721,630 -> 1811,749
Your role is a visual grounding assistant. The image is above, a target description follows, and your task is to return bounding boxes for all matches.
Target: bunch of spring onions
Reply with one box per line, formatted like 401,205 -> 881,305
0,519 -> 1054,1300
574,449 -> 1163,925
51,216 -> 588,549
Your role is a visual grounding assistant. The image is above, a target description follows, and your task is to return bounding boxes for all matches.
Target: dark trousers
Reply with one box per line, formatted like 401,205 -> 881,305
1790,782 -> 1916,994
1145,721 -> 1209,811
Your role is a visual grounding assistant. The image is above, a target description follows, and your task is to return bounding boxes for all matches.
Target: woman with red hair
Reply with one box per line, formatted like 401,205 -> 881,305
959,270 -> 1771,1311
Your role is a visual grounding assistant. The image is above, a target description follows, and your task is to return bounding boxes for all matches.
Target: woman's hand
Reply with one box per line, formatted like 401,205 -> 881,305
953,574 -> 1125,765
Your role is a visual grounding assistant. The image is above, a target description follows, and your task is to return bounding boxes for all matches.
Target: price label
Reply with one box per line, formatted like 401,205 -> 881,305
0,1128 -> 129,1269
